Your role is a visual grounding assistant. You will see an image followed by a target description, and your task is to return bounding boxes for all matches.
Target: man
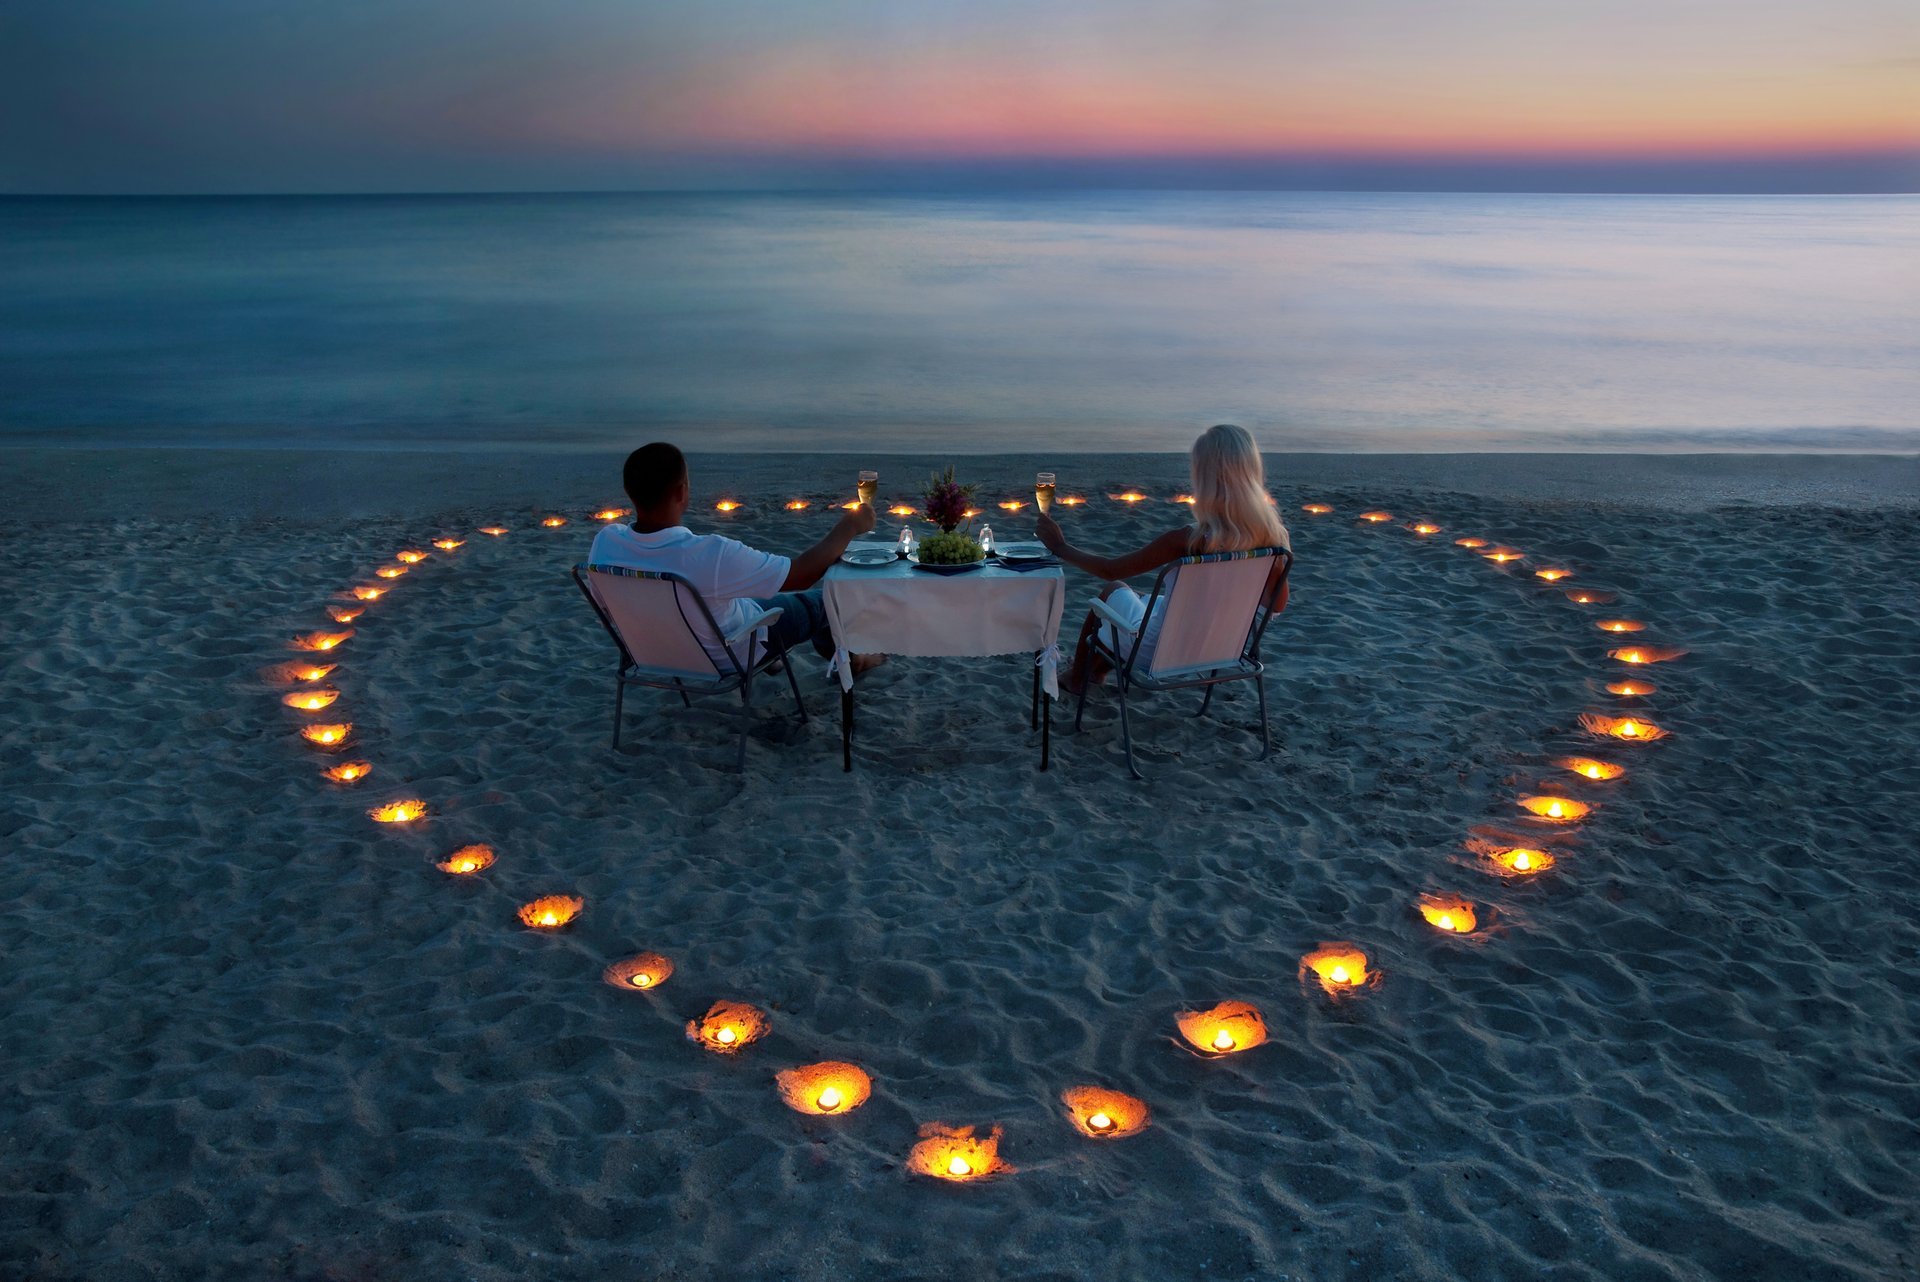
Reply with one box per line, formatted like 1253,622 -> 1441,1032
588,442 -> 882,674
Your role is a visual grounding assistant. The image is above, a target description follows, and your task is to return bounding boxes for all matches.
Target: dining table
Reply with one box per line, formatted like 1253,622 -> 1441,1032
822,544 -> 1067,771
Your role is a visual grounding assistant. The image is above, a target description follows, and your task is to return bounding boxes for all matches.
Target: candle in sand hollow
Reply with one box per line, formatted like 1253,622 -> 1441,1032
1301,503 -> 1333,514
686,1000 -> 768,1053
1061,1086 -> 1149,1139
602,952 -> 674,991
1358,510 -> 1392,523
1581,712 -> 1669,741
1175,1000 -> 1267,1055
435,844 -> 494,874
282,688 -> 339,711
907,1123 -> 1011,1181
541,516 -> 567,527
518,895 -> 583,929
776,1062 -> 872,1115
396,549 -> 428,564
1301,944 -> 1373,996
1417,894 -> 1478,934
478,526 -> 508,536
326,605 -> 363,623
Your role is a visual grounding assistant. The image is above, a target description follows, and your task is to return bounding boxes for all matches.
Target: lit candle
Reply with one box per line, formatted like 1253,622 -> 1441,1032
396,550 -> 427,563
1302,503 -> 1332,514
947,1156 -> 972,1177
542,516 -> 567,527
1358,511 -> 1392,523
716,1026 -> 736,1045
715,500 -> 740,512
375,566 -> 406,579
629,972 -> 653,989
1086,1112 -> 1114,1132
817,1087 -> 843,1112
1212,1029 -> 1235,1051
1412,522 -> 1441,535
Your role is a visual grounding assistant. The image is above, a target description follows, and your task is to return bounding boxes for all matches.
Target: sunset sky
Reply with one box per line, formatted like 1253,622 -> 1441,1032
3,0 -> 1916,192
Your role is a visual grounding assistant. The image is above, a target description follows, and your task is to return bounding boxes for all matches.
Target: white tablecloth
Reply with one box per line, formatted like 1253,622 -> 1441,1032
823,556 -> 1067,697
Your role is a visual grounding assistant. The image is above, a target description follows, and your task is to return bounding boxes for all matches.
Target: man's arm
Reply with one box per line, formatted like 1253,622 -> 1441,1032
780,504 -> 878,590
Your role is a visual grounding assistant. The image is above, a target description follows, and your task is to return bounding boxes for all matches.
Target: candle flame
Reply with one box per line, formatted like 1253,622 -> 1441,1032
784,499 -> 810,510
1607,679 -> 1656,696
887,504 -> 917,516
282,688 -> 340,711
432,539 -> 464,551
301,723 -> 352,747
715,501 -> 741,512
374,566 -> 407,580
478,526 -> 509,536
326,605 -> 363,623
1597,619 -> 1646,634
1534,568 -> 1571,581
1111,492 -> 1147,503
1057,495 -> 1085,506
1520,794 -> 1591,822
1358,510 -> 1392,523
1171,494 -> 1196,505
998,499 -> 1027,510
1481,546 -> 1524,563
396,550 -> 428,563
1567,589 -> 1618,605
321,760 -> 371,783
352,586 -> 384,601
1302,503 -> 1333,514
594,508 -> 631,522
1454,537 -> 1489,548
542,516 -> 567,527
1412,522 -> 1441,535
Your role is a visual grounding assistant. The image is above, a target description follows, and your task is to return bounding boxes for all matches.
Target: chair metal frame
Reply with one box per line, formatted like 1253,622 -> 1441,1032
572,563 -> 808,772
1071,546 -> 1293,780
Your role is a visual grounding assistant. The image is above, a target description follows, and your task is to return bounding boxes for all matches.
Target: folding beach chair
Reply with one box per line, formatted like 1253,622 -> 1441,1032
572,563 -> 807,772
1072,547 -> 1293,779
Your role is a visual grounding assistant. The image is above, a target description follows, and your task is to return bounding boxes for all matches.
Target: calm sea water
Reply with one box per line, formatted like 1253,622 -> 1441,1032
1,192 -> 1914,452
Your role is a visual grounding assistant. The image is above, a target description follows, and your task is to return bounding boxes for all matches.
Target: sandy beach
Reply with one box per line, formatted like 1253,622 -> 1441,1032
2,447 -> 1916,1282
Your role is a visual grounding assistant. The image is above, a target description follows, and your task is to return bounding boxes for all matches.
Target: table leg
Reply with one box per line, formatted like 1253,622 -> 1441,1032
1030,664 -> 1040,730
1041,694 -> 1052,771
841,686 -> 854,772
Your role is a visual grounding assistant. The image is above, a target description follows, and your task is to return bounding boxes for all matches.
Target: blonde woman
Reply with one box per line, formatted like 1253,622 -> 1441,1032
1035,424 -> 1291,694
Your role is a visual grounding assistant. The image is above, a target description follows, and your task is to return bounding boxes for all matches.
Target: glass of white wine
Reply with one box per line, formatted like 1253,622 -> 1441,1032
1035,471 -> 1056,514
856,470 -> 878,507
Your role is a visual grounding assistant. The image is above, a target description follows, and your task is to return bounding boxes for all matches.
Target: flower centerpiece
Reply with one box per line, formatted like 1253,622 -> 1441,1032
918,466 -> 985,565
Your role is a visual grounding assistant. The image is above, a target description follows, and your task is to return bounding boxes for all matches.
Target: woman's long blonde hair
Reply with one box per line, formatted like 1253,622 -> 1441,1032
1189,424 -> 1289,553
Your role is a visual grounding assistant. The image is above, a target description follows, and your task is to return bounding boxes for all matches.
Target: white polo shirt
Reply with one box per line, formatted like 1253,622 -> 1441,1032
587,523 -> 790,663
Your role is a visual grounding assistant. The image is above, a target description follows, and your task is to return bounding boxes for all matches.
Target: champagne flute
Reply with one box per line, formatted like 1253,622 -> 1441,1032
1035,471 -> 1056,514
857,470 -> 878,508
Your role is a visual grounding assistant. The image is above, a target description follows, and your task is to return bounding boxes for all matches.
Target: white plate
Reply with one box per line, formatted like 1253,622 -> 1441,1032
840,547 -> 898,567
994,542 -> 1049,560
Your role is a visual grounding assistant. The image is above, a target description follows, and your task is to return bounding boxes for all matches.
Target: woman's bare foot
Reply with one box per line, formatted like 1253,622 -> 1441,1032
850,653 -> 888,678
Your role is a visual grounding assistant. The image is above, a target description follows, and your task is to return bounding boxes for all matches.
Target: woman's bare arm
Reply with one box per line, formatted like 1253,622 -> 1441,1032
1035,511 -> 1192,582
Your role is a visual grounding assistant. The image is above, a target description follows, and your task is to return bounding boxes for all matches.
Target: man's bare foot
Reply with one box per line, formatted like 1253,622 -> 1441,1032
850,653 -> 888,678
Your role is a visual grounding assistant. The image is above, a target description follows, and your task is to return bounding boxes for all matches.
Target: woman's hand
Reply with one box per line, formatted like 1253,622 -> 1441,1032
1035,507 -> 1065,553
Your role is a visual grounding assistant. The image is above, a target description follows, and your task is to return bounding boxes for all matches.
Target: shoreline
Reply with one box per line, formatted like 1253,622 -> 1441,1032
5,446 -> 1916,523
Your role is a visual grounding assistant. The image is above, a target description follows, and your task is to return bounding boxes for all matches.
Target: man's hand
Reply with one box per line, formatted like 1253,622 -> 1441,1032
841,503 -> 878,537
1035,508 -> 1064,553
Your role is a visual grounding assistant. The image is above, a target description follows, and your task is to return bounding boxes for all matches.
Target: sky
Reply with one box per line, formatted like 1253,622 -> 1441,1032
2,0 -> 1916,193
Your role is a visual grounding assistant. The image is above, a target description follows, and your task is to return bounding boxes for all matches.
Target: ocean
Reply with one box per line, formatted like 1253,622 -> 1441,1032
1,191 -> 1914,453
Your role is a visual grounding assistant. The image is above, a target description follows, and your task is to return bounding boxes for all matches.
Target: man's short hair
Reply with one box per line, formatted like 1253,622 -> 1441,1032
623,442 -> 687,510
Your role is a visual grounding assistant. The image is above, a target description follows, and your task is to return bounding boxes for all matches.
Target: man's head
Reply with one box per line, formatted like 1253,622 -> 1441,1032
623,442 -> 689,522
